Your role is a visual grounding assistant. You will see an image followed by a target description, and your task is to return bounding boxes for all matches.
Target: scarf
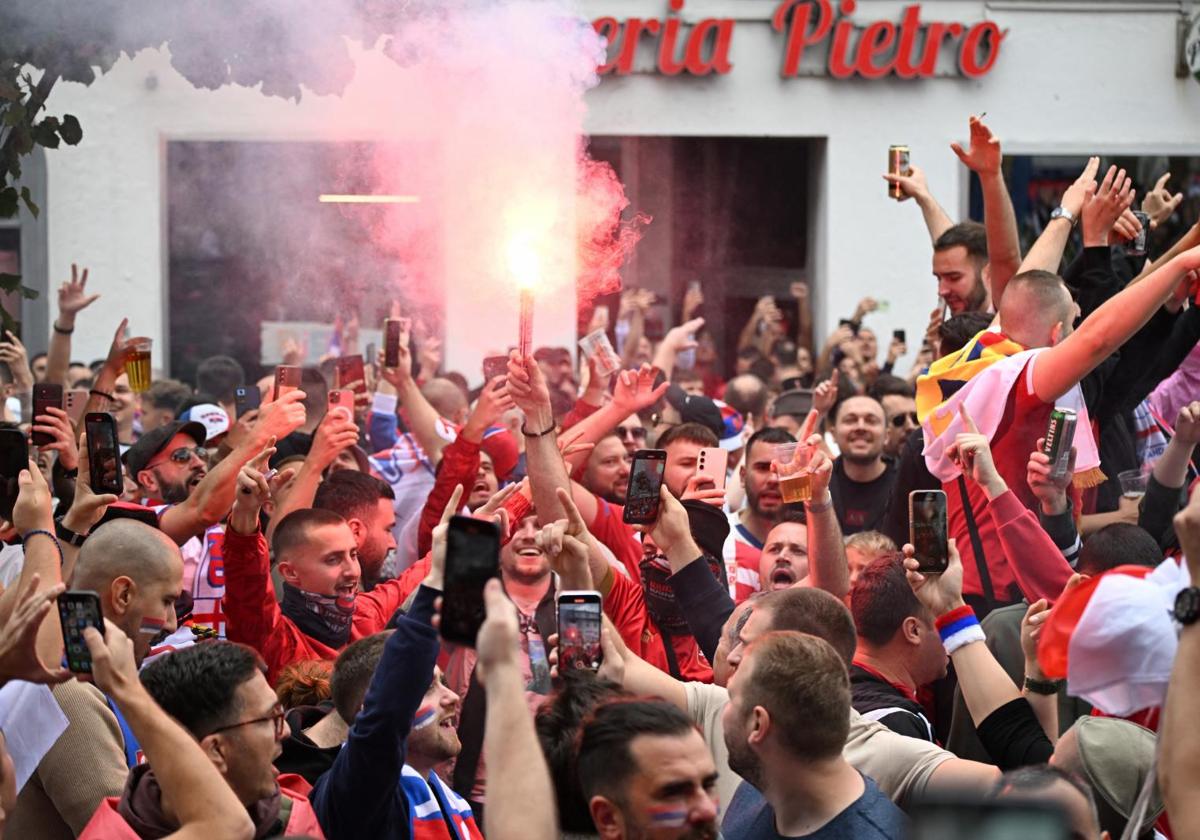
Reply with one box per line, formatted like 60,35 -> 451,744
118,763 -> 286,839
281,583 -> 355,649
917,329 -> 1105,489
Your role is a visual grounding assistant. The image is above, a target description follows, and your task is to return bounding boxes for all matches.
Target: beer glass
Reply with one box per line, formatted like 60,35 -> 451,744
123,338 -> 153,393
773,441 -> 815,503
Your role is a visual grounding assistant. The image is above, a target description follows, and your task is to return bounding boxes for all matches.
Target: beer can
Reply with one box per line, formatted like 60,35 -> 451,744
1129,210 -> 1150,257
888,145 -> 911,200
1043,408 -> 1077,481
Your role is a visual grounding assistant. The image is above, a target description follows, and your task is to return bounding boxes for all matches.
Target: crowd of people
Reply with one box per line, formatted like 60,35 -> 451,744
0,113 -> 1199,839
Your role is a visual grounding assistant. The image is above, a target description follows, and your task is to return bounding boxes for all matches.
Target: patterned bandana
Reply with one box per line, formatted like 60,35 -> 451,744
281,583 -> 355,649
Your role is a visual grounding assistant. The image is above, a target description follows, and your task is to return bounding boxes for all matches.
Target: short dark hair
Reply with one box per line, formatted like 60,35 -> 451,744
314,470 -> 395,524
934,221 -> 988,263
741,632 -> 849,761
938,311 -> 993,357
656,421 -> 718,450
195,355 -> 245,404
300,367 -> 329,418
330,631 -> 392,724
996,764 -> 1100,828
143,379 -> 193,414
535,671 -> 630,833
745,426 -> 796,459
850,554 -> 928,647
140,642 -> 265,737
868,374 -> 914,401
755,587 -> 858,666
748,357 -> 776,385
1077,523 -> 1162,576
577,699 -> 697,807
271,508 -> 349,561
831,393 -> 884,425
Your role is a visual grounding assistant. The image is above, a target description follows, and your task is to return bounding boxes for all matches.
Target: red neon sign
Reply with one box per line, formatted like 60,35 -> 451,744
593,0 -> 1006,79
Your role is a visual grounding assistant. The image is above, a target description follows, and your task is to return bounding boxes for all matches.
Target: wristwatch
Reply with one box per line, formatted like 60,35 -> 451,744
1174,587 -> 1200,626
54,518 -> 88,548
1049,206 -> 1077,226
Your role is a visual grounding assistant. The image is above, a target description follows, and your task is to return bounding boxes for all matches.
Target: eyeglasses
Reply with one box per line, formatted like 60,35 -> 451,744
890,412 -> 919,429
209,704 -> 287,739
148,446 -> 208,468
616,426 -> 647,441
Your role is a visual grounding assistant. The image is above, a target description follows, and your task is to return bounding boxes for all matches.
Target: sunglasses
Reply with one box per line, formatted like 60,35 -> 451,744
148,445 -> 208,468
616,426 -> 647,441
890,412 -> 919,429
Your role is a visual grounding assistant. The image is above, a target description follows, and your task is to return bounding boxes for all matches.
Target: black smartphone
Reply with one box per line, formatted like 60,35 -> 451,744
894,329 -> 907,345
234,385 -> 261,420
31,383 -> 64,447
85,412 -> 123,495
0,428 -> 27,522
274,365 -> 302,401
557,590 -> 603,672
623,449 -> 667,525
441,515 -> 501,646
909,490 -> 949,575
839,318 -> 860,336
57,590 -> 104,674
482,354 -> 509,383
384,319 -> 402,368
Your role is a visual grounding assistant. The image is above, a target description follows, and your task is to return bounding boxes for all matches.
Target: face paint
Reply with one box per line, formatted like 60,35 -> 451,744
139,616 -> 166,636
412,705 -> 437,730
647,806 -> 689,828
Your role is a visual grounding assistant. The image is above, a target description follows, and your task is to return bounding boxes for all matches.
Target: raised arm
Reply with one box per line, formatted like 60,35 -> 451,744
799,423 -> 850,598
1015,157 -> 1100,276
882,163 -> 954,245
791,281 -> 814,356
951,116 -> 1022,307
264,406 -> 359,542
651,317 -> 705,383
45,264 -> 100,386
377,324 -> 450,463
84,621 -> 255,840
477,579 -> 559,840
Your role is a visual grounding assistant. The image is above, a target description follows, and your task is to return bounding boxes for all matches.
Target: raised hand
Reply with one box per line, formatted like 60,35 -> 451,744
308,405 -> 360,470
254,389 -> 306,445
947,405 -> 1006,497
32,406 -> 79,471
12,460 -> 53,534
683,283 -> 704,320
662,317 -> 705,354
81,619 -> 139,699
57,263 -> 100,320
534,487 -> 592,584
1020,598 -> 1051,677
473,579 -> 521,686
465,376 -> 517,440
681,474 -> 726,508
1142,172 -> 1183,227
61,434 -> 120,536
427,485 -> 464,590
903,538 -> 965,614
1175,401 -> 1200,446
506,350 -> 553,424
0,574 -> 71,687
1059,156 -> 1101,219
0,331 -> 32,392
812,370 -> 839,417
1080,165 -> 1135,247
882,163 -> 933,202
1026,438 -> 1074,516
229,440 -> 283,533
611,363 -> 669,417
950,114 -> 1002,176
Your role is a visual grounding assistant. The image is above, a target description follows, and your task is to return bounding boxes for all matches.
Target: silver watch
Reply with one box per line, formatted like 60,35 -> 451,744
1049,206 -> 1077,226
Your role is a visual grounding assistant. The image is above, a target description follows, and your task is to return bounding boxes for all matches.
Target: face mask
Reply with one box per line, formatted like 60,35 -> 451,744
281,584 -> 355,648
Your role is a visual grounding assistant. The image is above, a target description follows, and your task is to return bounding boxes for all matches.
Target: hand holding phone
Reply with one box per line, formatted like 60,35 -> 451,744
85,412 -> 123,496
328,389 -> 355,419
441,516 -> 501,646
273,365 -> 302,401
235,385 -> 262,420
58,590 -> 105,674
696,447 -> 729,492
557,591 -> 603,672
623,450 -> 667,525
31,384 -> 64,447
909,490 -> 948,575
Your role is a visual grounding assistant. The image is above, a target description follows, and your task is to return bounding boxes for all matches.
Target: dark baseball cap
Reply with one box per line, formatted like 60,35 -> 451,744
123,420 -> 207,479
664,385 -> 724,440
772,389 -> 814,419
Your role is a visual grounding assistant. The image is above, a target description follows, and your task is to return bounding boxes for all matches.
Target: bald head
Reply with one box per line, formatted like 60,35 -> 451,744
73,519 -> 183,593
998,270 -> 1075,349
422,378 -> 468,424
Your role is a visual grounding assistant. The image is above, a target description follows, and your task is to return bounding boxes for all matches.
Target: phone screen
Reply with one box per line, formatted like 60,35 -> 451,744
235,385 -> 261,420
441,516 -> 501,646
57,590 -> 104,673
623,450 -> 666,525
558,593 -> 603,672
384,319 -> 402,368
85,413 -> 123,495
31,384 -> 64,447
910,490 -> 948,574
894,329 -> 907,344
0,429 -> 27,522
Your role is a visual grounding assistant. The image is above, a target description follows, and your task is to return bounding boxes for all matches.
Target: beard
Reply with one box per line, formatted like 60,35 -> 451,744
157,479 -> 191,505
726,726 -> 765,791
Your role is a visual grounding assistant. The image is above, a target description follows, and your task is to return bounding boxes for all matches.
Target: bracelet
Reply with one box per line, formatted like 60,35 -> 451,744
521,421 -> 555,438
935,605 -> 986,655
1023,676 -> 1062,696
22,529 -> 64,566
54,517 -> 88,548
53,322 -> 74,335
89,388 -> 114,401
805,492 -> 833,513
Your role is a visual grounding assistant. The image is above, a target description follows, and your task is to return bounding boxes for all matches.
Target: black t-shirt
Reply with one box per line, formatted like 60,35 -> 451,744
829,457 -> 897,535
849,665 -> 935,743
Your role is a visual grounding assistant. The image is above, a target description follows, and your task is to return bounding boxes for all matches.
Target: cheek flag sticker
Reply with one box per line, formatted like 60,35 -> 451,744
413,706 -> 437,730
648,807 -> 688,827
139,616 -> 166,636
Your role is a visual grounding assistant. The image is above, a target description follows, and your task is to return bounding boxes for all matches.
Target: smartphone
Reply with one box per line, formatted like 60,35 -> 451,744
910,795 -> 1067,840
273,365 -> 302,401
909,490 -> 949,575
234,385 -> 261,420
696,447 -> 729,492
839,318 -> 860,336
328,388 -> 355,418
441,515 -> 501,646
57,590 -> 104,674
0,428 -> 27,522
482,355 -> 509,383
31,383 -> 64,447
384,319 -> 403,368
336,354 -> 367,399
894,329 -> 907,345
557,591 -> 603,672
85,412 -> 123,495
623,449 -> 667,525
64,388 -> 89,425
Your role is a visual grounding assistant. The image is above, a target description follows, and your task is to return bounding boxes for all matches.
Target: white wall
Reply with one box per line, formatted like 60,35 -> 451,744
38,0 -> 1200,369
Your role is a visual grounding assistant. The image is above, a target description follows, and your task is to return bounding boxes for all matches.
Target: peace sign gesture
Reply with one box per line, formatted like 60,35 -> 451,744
58,263 -> 100,319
